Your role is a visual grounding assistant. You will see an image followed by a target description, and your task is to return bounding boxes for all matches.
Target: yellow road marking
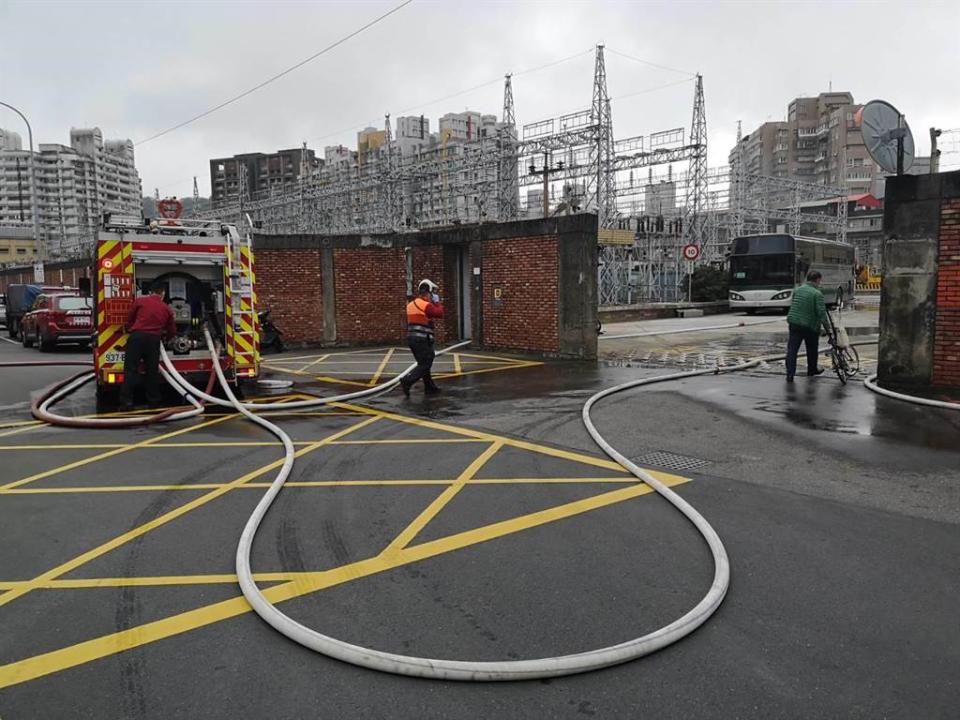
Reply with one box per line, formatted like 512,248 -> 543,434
270,359 -> 512,368
331,438 -> 484,445
0,416 -> 380,608
0,420 -> 42,429
0,573 -> 290,590
0,476 -> 685,689
275,347 -> 394,362
457,351 -> 531,365
0,437 -> 480,451
453,353 -> 462,375
383,441 -> 503,553
298,353 -> 331,373
2,477 -> 640,495
433,360 -> 542,380
0,436 -> 474,451
0,444 -> 129,450
335,401 -> 630,473
0,424 -> 49,440
368,347 -> 395,386
281,359 -> 407,366
0,415 -> 236,492
0,394 -> 301,445
262,362 -> 371,387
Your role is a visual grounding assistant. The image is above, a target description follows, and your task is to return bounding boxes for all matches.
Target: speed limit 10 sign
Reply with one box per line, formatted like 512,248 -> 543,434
682,243 -> 701,261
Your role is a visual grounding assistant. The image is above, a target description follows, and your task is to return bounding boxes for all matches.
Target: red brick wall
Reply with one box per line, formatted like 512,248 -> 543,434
334,247 -> 407,344
933,198 -> 960,387
480,235 -> 559,353
253,232 -> 566,353
255,248 -> 323,343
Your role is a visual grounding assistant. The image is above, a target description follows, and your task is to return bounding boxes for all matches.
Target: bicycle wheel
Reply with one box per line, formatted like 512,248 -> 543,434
830,346 -> 848,384
840,345 -> 860,377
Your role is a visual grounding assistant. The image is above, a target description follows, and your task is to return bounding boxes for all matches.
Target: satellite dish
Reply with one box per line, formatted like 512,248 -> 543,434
856,99 -> 914,174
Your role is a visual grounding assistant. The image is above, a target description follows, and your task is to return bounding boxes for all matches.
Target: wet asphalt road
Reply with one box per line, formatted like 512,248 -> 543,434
0,328 -> 958,719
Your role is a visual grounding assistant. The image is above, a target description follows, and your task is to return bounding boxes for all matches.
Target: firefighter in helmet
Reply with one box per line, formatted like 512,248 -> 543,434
400,279 -> 444,396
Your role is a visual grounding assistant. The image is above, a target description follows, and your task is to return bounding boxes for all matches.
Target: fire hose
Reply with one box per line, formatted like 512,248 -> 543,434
159,329 -> 784,681
178,332 -> 900,681
7,324 -> 952,681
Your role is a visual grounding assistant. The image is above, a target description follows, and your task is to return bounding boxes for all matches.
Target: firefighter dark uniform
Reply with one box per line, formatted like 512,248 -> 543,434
123,287 -> 176,407
401,281 -> 444,396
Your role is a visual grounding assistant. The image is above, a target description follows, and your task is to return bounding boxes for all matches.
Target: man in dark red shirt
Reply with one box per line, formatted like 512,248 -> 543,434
123,283 -> 176,407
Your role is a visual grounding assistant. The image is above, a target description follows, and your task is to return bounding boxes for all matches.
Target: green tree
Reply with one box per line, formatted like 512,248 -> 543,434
689,265 -> 728,302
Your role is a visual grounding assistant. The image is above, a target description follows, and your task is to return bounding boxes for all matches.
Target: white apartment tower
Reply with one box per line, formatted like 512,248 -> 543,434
0,126 -> 142,259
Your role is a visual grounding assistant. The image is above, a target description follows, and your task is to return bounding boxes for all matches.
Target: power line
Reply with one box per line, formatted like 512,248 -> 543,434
612,76 -> 695,102
607,48 -> 695,78
315,47 -> 595,144
134,0 -> 414,147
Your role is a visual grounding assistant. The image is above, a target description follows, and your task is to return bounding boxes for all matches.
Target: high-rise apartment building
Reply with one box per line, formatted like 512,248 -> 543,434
394,116 -> 432,157
730,91 -> 881,197
209,146 -> 318,204
0,126 -> 142,259
0,129 -> 22,152
438,111 -> 498,143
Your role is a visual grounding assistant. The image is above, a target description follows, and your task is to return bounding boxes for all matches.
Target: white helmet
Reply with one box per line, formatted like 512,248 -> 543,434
418,279 -> 438,294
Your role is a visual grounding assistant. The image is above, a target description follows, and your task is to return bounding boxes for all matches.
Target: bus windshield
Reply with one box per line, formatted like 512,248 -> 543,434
729,253 -> 795,288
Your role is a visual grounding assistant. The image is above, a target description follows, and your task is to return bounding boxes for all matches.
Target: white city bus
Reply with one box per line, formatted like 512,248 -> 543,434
728,233 -> 856,314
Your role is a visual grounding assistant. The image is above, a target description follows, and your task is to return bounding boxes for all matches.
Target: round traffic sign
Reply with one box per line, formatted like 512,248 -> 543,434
682,243 -> 701,261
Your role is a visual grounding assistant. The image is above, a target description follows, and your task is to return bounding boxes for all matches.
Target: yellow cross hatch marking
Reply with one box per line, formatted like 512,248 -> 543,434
0,476 -> 685,690
0,416 -> 380,607
0,397 -> 688,689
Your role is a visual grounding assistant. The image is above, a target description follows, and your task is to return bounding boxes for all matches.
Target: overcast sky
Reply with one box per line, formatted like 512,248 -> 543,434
2,0 -> 958,198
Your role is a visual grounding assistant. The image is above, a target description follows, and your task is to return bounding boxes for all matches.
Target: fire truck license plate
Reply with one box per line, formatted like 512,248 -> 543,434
104,351 -> 125,364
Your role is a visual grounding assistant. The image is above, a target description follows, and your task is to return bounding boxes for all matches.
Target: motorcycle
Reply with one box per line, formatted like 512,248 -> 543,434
257,309 -> 284,353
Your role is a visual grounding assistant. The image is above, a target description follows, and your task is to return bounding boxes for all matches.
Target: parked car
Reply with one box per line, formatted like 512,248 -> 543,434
4,284 -> 74,339
20,292 -> 93,351
0,294 -> 6,328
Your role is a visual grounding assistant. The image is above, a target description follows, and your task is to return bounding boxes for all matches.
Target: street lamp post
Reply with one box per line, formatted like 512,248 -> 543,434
0,101 -> 43,264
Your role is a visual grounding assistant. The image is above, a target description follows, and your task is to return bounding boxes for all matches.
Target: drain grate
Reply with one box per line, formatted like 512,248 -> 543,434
631,450 -> 711,472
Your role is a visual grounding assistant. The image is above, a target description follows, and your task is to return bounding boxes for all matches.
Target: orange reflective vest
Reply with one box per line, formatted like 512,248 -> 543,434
406,297 -> 431,327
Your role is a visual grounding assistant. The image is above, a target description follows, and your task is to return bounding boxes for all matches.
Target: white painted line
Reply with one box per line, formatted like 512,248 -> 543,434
0,336 -> 20,346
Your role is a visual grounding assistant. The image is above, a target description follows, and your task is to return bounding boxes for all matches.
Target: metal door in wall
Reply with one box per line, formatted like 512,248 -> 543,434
458,247 -> 472,340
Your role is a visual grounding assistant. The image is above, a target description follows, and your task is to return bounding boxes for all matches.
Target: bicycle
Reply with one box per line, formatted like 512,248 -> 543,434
823,298 -> 860,385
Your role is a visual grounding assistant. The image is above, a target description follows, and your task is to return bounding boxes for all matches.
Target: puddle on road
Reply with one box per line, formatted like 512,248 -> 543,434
692,376 -> 960,451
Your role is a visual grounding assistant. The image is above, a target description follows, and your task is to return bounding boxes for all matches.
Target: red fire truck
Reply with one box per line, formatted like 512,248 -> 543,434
94,203 -> 259,408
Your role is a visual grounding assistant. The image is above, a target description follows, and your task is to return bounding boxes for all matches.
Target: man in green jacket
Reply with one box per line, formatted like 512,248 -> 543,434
785,270 -> 828,382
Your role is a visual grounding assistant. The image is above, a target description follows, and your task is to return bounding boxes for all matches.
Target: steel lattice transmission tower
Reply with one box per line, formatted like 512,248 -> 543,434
383,114 -> 402,232
591,45 -> 617,229
192,176 -> 200,217
684,74 -> 709,257
497,74 -> 519,221
592,45 -> 627,305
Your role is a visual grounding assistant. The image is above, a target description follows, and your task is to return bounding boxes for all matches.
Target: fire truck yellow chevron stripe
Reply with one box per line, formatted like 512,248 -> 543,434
234,334 -> 254,355
97,239 -> 118,259
100,329 -> 126,357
